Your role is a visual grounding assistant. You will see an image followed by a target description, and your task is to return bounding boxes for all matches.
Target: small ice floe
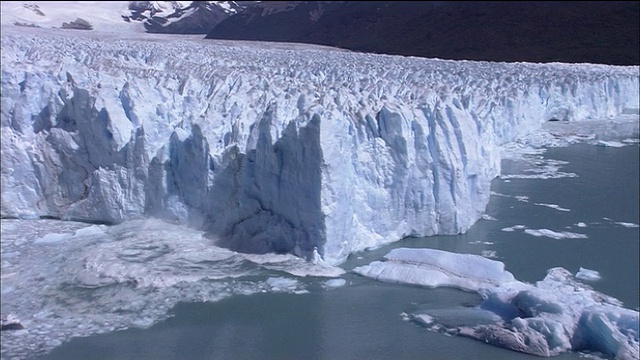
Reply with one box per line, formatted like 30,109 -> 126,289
323,278 -> 347,288
614,222 -> 640,228
481,214 -> 497,221
266,277 -> 299,291
524,228 -> 587,239
534,203 -> 570,212
501,225 -> 526,232
469,241 -> 494,245
575,222 -> 588,228
596,140 -> 626,147
575,267 -> 601,281
498,157 -> 577,180
411,313 -> 436,326
480,250 -> 498,259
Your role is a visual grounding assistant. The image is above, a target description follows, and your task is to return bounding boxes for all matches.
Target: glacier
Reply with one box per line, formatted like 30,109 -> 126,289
354,248 -> 639,359
1,26 -> 639,266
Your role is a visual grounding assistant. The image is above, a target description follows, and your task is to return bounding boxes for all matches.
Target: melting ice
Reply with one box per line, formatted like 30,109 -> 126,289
0,218 -> 344,359
354,248 -> 639,359
1,17 -> 639,360
1,25 -> 638,265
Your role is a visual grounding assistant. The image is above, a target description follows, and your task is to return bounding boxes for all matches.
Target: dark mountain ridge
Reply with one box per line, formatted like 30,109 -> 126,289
205,1 -> 640,65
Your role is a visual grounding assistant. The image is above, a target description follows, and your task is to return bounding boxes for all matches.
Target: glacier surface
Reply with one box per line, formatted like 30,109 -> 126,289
354,248 -> 639,359
1,26 -> 639,265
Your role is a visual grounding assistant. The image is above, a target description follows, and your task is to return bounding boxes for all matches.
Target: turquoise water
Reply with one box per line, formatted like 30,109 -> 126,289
37,143 -> 639,360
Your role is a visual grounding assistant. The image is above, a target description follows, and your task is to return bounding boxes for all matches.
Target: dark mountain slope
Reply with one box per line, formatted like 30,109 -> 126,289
205,1 -> 640,65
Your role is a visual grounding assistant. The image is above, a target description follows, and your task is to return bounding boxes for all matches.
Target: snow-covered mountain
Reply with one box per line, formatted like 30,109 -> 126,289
2,25 -> 638,265
1,1 -> 145,32
0,1 -> 251,34
135,1 -> 255,34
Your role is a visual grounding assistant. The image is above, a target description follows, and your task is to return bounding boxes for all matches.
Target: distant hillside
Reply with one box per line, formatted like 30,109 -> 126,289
205,1 -> 640,65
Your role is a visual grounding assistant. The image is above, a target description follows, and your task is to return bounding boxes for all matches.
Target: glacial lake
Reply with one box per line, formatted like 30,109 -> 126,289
31,143 -> 640,360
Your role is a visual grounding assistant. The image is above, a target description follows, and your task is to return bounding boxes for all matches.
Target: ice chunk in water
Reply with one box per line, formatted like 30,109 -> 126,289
353,248 -> 515,292
356,248 -> 639,359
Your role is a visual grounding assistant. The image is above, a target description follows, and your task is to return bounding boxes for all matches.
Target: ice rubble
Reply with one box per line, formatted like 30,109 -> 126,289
354,248 -> 639,359
1,26 -> 639,265
0,218 -> 344,359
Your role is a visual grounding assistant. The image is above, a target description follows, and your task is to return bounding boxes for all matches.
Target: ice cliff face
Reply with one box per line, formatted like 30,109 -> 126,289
1,27 -> 638,265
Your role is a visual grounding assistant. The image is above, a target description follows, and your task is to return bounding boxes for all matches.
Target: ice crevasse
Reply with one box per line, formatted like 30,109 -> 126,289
1,28 -> 638,265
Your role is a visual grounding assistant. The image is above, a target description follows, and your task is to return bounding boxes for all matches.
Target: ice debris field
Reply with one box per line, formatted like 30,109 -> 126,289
1,22 -> 639,360
355,248 -> 638,359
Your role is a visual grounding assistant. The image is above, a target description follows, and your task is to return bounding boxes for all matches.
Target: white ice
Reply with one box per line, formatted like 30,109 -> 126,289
500,224 -> 588,240
352,248 -> 515,292
1,23 -> 638,265
575,267 -> 601,281
504,113 -> 639,153
1,4 -> 638,360
481,214 -> 497,221
355,248 -> 639,359
0,1 -> 144,33
323,278 -> 347,288
597,140 -> 627,147
534,203 -> 571,212
501,225 -> 526,232
498,156 -> 579,180
614,222 -> 640,228
524,228 -> 588,240
266,277 -> 299,291
0,218 -> 344,359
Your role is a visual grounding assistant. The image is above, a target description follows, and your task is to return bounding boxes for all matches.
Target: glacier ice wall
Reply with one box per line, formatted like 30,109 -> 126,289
1,28 -> 638,265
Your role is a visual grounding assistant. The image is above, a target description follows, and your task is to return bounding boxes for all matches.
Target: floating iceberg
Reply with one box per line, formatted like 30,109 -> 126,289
1,25 -> 639,265
355,248 -> 639,359
353,248 -> 516,292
